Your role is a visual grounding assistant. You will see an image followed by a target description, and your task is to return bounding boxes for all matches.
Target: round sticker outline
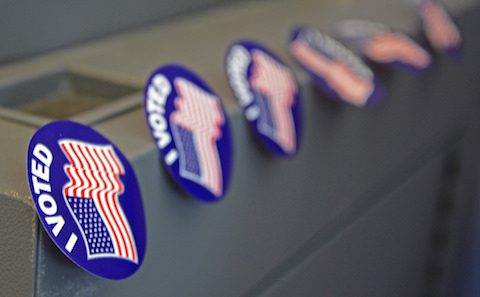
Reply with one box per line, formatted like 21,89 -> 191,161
289,26 -> 383,106
143,64 -> 233,203
225,39 -> 303,158
26,120 -> 147,280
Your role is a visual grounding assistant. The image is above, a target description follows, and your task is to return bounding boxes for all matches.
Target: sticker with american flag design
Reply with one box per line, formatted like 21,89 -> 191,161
143,64 -> 232,202
226,40 -> 302,157
27,121 -> 146,280
334,19 -> 432,71
289,26 -> 382,107
410,0 -> 462,55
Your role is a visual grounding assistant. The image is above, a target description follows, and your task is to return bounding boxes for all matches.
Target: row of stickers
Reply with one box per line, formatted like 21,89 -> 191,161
26,0 -> 461,280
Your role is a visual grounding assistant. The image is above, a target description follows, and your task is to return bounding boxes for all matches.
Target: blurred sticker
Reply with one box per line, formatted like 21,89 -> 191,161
143,64 -> 233,202
27,121 -> 146,280
335,19 -> 431,71
226,40 -> 302,157
412,0 -> 462,54
289,26 -> 382,107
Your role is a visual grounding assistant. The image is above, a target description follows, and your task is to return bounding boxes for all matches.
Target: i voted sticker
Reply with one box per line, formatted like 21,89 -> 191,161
289,26 -> 382,107
143,64 -> 233,202
411,0 -> 462,55
27,121 -> 146,280
335,19 -> 431,71
226,40 -> 302,157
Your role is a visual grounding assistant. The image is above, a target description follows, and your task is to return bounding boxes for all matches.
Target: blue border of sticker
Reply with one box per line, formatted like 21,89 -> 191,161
289,26 -> 383,107
226,40 -> 302,157
143,64 -> 233,202
415,0 -> 463,57
26,120 -> 146,280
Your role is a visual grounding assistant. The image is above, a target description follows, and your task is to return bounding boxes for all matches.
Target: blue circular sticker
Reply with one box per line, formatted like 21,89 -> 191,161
335,19 -> 432,71
412,0 -> 462,56
289,26 -> 382,107
226,40 -> 302,157
143,64 -> 233,202
26,121 -> 146,280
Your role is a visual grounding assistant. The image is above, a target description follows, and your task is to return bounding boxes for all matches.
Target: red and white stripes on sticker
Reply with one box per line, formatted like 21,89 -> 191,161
59,140 -> 138,263
420,0 -> 461,51
170,78 -> 225,197
251,50 -> 297,154
290,40 -> 373,106
365,32 -> 431,68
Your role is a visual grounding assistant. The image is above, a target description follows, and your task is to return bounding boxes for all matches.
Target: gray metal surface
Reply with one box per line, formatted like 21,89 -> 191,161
261,152 -> 447,297
0,193 -> 37,297
258,129 -> 480,297
0,0 -> 240,65
0,69 -> 140,126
